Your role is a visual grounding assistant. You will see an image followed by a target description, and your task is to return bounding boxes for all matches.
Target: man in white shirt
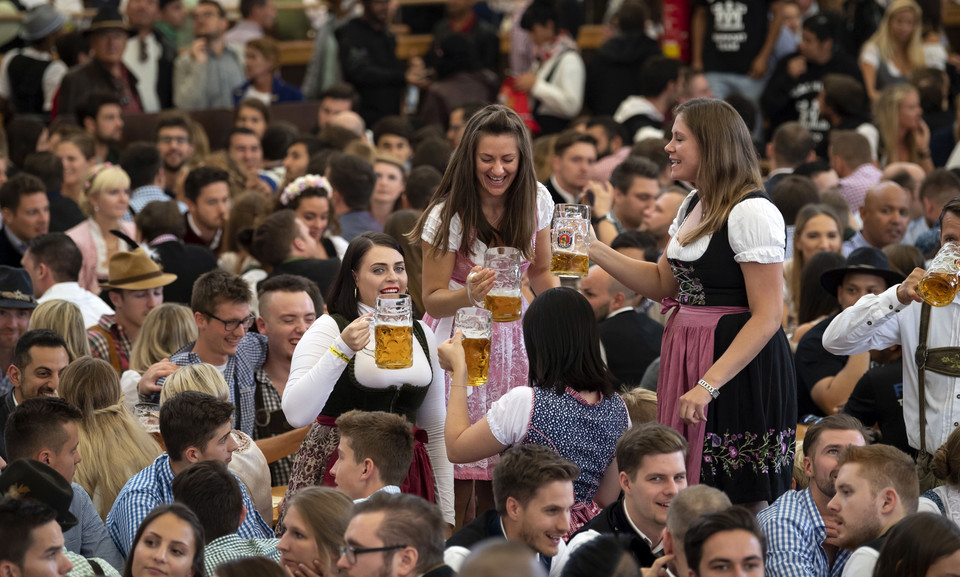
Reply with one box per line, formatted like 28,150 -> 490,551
22,233 -> 113,328
329,410 -> 413,502
827,444 -> 918,577
0,4 -> 67,115
822,196 -> 960,486
122,0 -> 177,111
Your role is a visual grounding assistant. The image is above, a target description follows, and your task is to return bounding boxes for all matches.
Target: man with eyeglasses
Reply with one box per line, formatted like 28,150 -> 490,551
88,248 -> 176,375
339,492 -> 453,577
155,113 -> 196,198
157,269 -> 267,437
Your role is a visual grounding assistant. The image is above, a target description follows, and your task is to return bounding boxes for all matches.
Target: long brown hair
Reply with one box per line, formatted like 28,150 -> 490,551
410,105 -> 539,259
674,98 -> 764,246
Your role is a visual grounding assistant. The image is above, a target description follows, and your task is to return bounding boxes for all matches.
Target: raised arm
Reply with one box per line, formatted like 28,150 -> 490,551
421,241 -> 495,320
588,238 -> 679,303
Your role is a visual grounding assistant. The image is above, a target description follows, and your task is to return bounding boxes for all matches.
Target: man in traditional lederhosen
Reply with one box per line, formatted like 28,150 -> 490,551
823,195 -> 960,491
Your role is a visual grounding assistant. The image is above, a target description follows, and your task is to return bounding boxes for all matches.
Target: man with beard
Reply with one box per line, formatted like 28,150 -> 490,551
826,444 -> 918,577
252,275 -> 318,487
757,415 -> 867,577
182,166 -> 230,254
78,93 -> 124,164
155,113 -> 195,200
173,0 -> 244,110
445,445 -> 578,576
0,329 -> 69,461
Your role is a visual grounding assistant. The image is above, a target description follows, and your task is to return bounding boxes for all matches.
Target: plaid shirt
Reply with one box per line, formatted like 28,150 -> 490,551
204,534 -> 281,577
124,185 -> 172,222
87,315 -> 132,372
64,550 -> 121,577
253,368 -> 293,487
106,454 -> 273,557
163,332 -> 268,437
838,163 -> 882,215
757,488 -> 851,577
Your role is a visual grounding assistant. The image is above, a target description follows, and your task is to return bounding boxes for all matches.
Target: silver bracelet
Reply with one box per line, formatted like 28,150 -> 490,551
697,379 -> 720,399
464,271 -> 482,307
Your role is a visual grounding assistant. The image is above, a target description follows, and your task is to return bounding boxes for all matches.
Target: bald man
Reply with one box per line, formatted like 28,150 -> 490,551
842,182 -> 910,256
882,162 -> 928,244
329,111 -> 367,142
579,265 -> 662,387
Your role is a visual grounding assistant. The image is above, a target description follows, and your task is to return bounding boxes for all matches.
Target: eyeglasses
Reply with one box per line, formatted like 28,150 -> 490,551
158,135 -> 189,145
338,544 -> 407,566
202,311 -> 255,332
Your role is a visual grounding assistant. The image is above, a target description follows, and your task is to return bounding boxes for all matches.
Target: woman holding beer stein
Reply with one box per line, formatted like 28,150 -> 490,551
438,287 -> 630,535
281,232 -> 453,526
589,98 -> 797,512
410,104 -> 559,525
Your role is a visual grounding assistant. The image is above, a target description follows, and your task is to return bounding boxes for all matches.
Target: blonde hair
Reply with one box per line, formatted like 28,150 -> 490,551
672,99 -> 764,245
875,84 -> 924,164
619,388 -> 657,425
864,0 -> 925,77
788,205 -> 842,313
129,303 -> 197,373
344,141 -> 377,164
29,300 -> 89,361
82,164 -> 130,217
160,363 -> 229,404
59,357 -> 162,520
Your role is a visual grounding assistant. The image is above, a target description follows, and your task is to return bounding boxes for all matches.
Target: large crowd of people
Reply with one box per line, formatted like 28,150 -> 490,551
4,0 -> 960,576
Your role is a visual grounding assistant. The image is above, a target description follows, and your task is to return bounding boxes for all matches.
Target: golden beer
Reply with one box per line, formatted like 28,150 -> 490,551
484,290 -> 522,322
918,272 -> 960,307
551,251 -> 589,277
375,324 -> 413,369
463,337 -> 491,386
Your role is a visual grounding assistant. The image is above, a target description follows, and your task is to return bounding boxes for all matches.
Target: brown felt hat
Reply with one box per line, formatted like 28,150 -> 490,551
99,248 -> 177,291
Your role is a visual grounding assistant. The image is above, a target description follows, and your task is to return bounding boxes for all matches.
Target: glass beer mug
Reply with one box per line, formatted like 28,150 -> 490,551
374,294 -> 413,369
455,307 -> 493,386
551,204 -> 591,278
483,247 -> 522,322
918,241 -> 960,307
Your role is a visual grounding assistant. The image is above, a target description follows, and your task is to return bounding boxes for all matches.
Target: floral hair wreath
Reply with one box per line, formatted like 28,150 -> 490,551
280,174 -> 331,207
84,162 -> 115,191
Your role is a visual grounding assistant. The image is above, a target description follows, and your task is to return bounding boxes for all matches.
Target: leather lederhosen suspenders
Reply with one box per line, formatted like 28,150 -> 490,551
916,302 -> 960,454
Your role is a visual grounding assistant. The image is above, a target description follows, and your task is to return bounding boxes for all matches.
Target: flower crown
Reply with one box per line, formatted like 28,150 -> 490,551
85,162 -> 115,191
280,175 -> 331,207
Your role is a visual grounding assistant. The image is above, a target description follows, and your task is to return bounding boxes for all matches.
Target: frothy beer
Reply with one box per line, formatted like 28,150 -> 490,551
919,272 -> 960,307
551,251 -> 589,277
375,324 -> 413,369
462,335 -> 491,386
484,288 -> 521,322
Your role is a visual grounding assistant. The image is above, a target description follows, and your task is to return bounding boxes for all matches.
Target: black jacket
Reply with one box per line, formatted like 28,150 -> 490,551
573,498 -> 658,568
0,228 -> 24,268
600,311 -> 663,388
57,59 -> 141,119
585,33 -> 660,116
0,390 -> 17,461
337,17 -> 406,126
152,240 -> 218,305
268,258 -> 340,301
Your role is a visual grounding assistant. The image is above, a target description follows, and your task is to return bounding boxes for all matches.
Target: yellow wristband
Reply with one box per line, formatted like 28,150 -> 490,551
328,346 -> 351,363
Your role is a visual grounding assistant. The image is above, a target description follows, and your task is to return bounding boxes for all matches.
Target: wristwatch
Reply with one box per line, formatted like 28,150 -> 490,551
697,379 -> 720,399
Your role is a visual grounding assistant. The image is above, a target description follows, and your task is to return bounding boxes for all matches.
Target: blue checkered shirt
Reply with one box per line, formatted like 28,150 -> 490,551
757,488 -> 851,577
163,333 -> 268,437
203,534 -> 281,577
105,454 -> 273,557
123,186 -> 175,222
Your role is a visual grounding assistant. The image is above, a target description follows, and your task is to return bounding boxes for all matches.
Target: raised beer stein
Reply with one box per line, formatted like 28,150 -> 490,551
455,307 -> 493,386
483,247 -> 522,322
551,204 -> 591,278
918,241 -> 960,307
374,294 -> 413,369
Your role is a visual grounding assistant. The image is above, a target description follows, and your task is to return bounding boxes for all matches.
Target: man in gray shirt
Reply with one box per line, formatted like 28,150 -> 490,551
173,0 -> 243,109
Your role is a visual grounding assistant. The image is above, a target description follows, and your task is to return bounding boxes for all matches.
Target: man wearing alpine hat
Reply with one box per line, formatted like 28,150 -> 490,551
87,248 -> 176,375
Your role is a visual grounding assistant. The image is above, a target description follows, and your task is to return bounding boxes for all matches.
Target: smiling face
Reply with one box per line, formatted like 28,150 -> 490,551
277,505 -> 323,574
373,161 -> 405,205
622,452 -> 688,535
55,142 -> 93,189
665,115 -> 700,184
295,196 -> 330,241
475,133 -> 519,201
228,132 -> 263,171
827,463 -> 885,550
157,127 -> 193,172
130,513 -> 198,577
197,300 -> 252,358
511,480 -> 574,558
258,289 -> 316,361
353,245 -> 407,308
797,213 -> 842,262
11,345 -> 70,403
91,186 -> 131,222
